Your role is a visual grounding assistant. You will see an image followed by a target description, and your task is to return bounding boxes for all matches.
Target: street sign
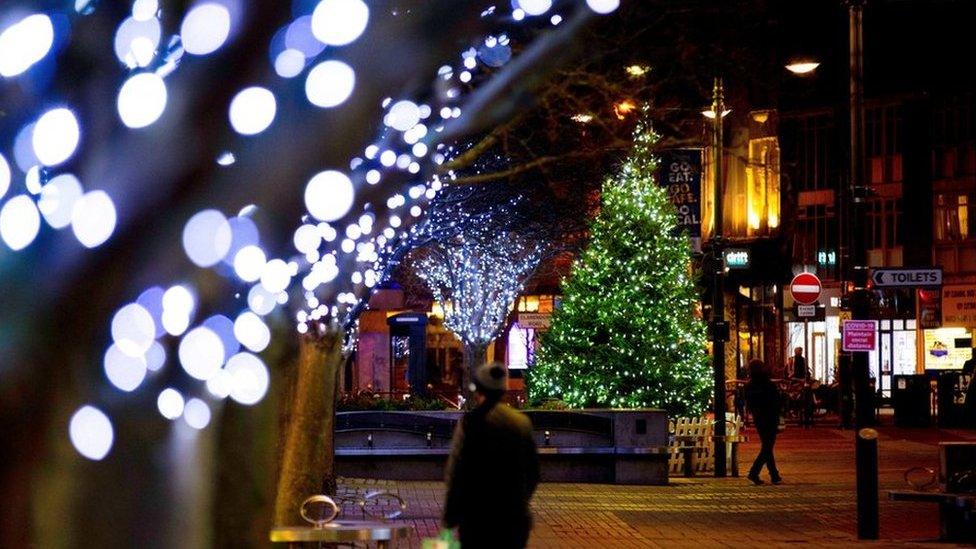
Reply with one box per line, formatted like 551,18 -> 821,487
723,248 -> 750,269
842,320 -> 878,352
518,313 -> 551,329
797,305 -> 817,317
870,268 -> 942,288
790,272 -> 822,305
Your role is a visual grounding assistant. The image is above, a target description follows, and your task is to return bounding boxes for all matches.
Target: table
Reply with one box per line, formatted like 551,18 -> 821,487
270,520 -> 414,548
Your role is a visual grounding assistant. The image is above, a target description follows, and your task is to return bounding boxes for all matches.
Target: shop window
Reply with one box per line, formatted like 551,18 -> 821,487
935,193 -> 975,241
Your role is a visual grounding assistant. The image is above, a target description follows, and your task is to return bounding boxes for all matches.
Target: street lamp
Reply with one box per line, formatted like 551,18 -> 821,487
706,77 -> 729,478
785,61 -> 820,75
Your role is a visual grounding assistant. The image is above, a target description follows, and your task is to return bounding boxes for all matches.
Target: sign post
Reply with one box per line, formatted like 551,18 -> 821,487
790,273 -> 823,377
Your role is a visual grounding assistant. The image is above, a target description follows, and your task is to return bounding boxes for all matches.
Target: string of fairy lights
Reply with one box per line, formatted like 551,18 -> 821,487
0,1 -> 619,460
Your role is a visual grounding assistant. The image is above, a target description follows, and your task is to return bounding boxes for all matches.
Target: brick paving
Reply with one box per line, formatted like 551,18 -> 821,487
338,422 -> 976,548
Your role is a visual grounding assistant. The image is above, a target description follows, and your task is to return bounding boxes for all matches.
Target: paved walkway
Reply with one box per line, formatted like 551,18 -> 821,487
339,423 -> 976,547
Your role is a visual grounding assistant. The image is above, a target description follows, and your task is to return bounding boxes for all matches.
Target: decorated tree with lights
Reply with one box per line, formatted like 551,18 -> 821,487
526,118 -> 710,417
410,187 -> 547,393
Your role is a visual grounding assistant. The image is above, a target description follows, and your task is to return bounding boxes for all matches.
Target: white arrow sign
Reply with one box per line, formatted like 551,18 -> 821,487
871,268 -> 942,288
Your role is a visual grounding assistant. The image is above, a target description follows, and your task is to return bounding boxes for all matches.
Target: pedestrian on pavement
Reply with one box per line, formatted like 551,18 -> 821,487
791,347 -> 808,380
745,358 -> 783,485
443,362 -> 540,548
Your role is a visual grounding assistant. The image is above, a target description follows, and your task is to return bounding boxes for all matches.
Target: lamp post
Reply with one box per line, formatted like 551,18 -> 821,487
708,77 -> 728,478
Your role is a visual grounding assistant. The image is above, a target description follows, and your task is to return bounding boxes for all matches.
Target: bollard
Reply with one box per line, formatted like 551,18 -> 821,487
856,428 -> 879,539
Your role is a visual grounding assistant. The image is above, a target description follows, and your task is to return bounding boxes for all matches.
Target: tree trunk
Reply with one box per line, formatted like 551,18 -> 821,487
272,326 -> 343,526
461,342 -> 488,406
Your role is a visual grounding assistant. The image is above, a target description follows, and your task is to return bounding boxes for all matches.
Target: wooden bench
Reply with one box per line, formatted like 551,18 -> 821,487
888,490 -> 976,542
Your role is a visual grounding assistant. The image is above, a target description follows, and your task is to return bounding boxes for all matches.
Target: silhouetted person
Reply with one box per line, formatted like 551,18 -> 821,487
745,359 -> 782,485
791,347 -> 808,380
443,363 -> 539,548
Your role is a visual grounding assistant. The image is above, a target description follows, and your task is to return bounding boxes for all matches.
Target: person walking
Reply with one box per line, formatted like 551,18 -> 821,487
791,347 -> 808,380
745,359 -> 782,485
443,362 -> 540,548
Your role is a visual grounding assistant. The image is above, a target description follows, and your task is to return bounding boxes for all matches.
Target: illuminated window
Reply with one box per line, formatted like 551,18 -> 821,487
746,137 -> 781,235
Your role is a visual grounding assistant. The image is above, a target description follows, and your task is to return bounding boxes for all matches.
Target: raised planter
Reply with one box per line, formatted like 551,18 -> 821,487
334,409 -> 669,485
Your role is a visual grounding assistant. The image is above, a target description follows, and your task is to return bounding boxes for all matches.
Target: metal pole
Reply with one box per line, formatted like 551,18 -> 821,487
711,77 -> 728,477
848,0 -> 878,540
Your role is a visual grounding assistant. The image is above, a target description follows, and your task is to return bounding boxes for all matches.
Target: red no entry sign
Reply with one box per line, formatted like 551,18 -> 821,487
790,272 -> 822,305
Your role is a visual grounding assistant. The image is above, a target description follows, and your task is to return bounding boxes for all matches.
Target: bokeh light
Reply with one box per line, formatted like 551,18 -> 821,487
114,16 -> 161,68
0,153 -> 9,198
70,191 -> 117,248
233,245 -> 266,282
206,369 -> 233,398
586,0 -> 620,14
111,303 -> 156,357
182,209 -> 232,267
0,195 -> 41,251
69,405 -> 113,460
162,284 -> 196,336
32,108 -> 80,167
274,49 -> 305,78
178,326 -> 225,380
246,284 -> 277,315
0,14 -> 54,77
516,0 -> 552,16
145,341 -> 167,371
305,60 -> 355,108
260,258 -> 292,293
157,388 -> 185,420
304,170 -> 354,221
225,352 -> 269,405
182,397 -> 211,429
234,311 -> 271,352
118,72 -> 168,128
229,87 -> 277,135
180,3 -> 231,55
38,173 -> 83,229
104,344 -> 148,392
202,314 -> 240,362
385,100 -> 421,132
310,0 -> 369,46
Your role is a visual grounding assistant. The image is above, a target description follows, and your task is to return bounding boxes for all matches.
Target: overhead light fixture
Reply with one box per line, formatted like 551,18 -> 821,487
571,113 -> 594,123
625,64 -> 650,77
785,61 -> 820,75
701,109 -> 731,119
613,99 -> 636,119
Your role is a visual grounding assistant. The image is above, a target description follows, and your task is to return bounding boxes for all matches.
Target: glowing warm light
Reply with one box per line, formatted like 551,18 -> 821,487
118,72 -> 168,128
33,108 -> 80,166
180,3 -> 231,56
786,62 -> 820,75
233,245 -> 266,282
0,14 -> 54,77
182,209 -> 232,268
586,0 -> 620,14
234,311 -> 271,352
571,113 -> 593,124
613,100 -> 636,120
104,344 -> 148,392
111,303 -> 156,357
625,65 -> 649,77
0,195 -> 41,251
114,17 -> 161,68
229,87 -> 277,135
225,352 -> 269,405
69,405 -> 113,460
157,388 -> 185,420
385,100 -> 421,132
305,60 -> 355,108
304,170 -> 354,221
71,191 -> 117,248
702,109 -> 731,119
178,326 -> 225,380
183,398 -> 211,429
38,174 -> 83,229
274,49 -> 305,78
517,0 -> 552,16
310,0 -> 369,46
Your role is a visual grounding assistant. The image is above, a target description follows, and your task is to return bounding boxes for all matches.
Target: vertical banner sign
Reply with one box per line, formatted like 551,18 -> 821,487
658,150 -> 702,249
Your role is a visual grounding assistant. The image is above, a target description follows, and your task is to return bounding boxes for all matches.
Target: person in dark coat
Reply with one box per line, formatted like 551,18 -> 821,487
745,359 -> 782,485
791,347 -> 808,380
443,362 -> 540,548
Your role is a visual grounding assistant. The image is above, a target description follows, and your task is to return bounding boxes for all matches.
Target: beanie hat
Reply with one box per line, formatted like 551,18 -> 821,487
472,362 -> 508,392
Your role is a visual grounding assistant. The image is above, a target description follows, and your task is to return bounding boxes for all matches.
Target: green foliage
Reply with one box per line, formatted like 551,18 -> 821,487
526,119 -> 711,418
337,392 -> 453,412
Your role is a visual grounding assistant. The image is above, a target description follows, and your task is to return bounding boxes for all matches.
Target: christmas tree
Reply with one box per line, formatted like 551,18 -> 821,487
526,118 -> 711,418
